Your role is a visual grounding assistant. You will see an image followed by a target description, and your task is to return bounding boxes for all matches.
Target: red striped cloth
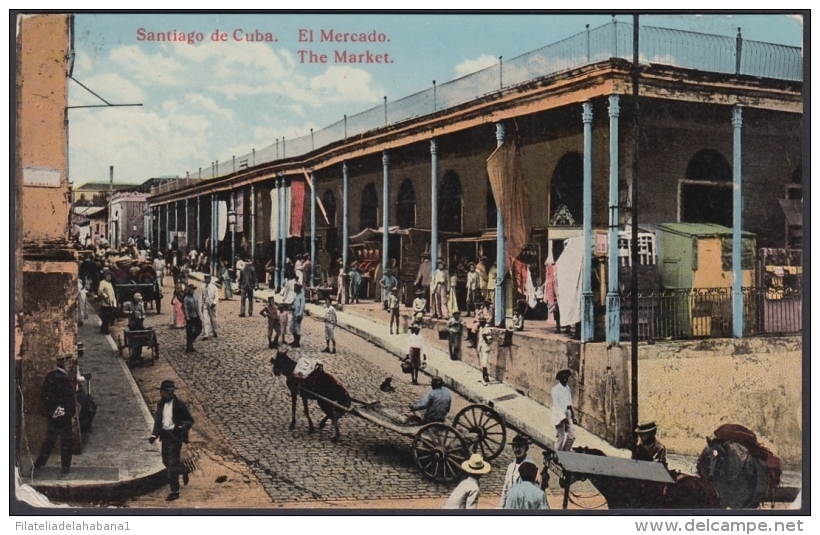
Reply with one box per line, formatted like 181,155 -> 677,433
544,262 -> 557,305
290,179 -> 306,236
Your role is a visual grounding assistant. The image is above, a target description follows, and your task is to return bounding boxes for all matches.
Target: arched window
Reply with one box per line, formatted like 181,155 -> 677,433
486,175 -> 498,229
360,182 -> 379,231
438,171 -> 462,233
792,164 -> 802,183
681,149 -> 732,227
397,179 -> 416,228
550,152 -> 584,225
322,189 -> 337,227
788,164 -> 802,199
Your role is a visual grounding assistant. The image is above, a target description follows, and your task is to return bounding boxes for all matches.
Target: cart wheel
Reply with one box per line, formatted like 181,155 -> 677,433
412,423 -> 469,482
453,404 -> 507,461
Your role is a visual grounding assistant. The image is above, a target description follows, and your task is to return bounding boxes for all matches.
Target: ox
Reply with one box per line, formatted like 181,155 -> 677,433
270,351 -> 351,443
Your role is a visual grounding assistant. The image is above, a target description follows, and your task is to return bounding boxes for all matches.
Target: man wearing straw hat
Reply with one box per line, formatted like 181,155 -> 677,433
33,352 -> 76,474
442,453 -> 492,509
149,380 -> 194,501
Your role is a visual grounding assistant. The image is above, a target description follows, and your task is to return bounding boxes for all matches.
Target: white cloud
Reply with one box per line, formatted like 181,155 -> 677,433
310,66 -> 382,103
455,54 -> 498,78
109,45 -> 184,86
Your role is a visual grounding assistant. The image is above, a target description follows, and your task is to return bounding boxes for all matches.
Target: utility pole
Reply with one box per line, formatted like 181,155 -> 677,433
630,14 -> 641,449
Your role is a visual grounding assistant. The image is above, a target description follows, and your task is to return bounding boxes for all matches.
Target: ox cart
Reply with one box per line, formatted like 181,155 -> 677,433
303,387 -> 506,483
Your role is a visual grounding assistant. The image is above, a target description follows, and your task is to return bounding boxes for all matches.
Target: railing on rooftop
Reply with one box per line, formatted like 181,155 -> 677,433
152,21 -> 802,196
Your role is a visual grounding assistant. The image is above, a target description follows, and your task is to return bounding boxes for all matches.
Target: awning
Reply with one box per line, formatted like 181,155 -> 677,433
349,226 -> 409,244
778,199 -> 803,227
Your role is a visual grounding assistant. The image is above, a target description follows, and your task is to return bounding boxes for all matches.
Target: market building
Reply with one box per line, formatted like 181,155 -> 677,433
147,22 -> 803,463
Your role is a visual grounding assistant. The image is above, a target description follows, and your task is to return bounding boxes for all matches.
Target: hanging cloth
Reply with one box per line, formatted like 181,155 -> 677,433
545,240 -> 557,306
290,179 -> 306,237
525,266 -> 537,309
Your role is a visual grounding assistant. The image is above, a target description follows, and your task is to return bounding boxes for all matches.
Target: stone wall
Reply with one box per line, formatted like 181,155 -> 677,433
636,336 -> 802,467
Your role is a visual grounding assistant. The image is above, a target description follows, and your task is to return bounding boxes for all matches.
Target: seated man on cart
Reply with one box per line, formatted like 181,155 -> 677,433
408,376 -> 451,424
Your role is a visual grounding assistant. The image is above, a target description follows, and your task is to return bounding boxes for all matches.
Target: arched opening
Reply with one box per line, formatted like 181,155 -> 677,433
397,179 -> 416,228
550,152 -> 584,225
680,149 -> 732,227
360,182 -> 379,231
438,171 -> 462,233
321,189 -> 337,226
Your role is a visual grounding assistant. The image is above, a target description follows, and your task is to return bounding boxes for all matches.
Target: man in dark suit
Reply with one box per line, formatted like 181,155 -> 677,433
34,352 -> 76,474
149,380 -> 194,501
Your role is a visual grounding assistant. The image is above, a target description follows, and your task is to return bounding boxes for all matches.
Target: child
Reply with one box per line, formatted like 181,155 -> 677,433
277,303 -> 290,347
388,290 -> 401,335
259,297 -> 280,348
412,289 -> 427,326
477,317 -> 493,385
321,298 -> 337,354
502,301 -> 526,347
447,310 -> 465,361
405,325 -> 426,385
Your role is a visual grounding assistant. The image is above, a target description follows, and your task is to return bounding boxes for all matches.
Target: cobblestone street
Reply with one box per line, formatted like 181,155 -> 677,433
135,287 -> 521,506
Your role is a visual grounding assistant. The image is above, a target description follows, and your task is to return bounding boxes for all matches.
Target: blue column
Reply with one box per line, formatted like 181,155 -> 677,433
495,122 -> 506,327
581,102 -> 594,342
165,204 -> 169,251
185,198 -> 189,253
606,95 -> 621,344
732,106 -> 743,338
278,176 -> 285,286
272,179 -> 279,288
342,162 -> 350,303
310,172 -> 317,287
382,151 -> 390,280
196,196 -> 200,252
430,139 -> 439,268
211,194 -> 218,274
250,185 -> 256,263
230,191 -> 236,268
174,201 -> 179,246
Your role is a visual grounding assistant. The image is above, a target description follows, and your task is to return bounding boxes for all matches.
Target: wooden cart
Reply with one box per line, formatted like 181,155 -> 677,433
116,328 -> 160,366
303,388 -> 506,483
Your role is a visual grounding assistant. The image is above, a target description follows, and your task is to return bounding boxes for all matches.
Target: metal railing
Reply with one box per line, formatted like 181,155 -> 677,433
152,21 -> 802,196
620,285 -> 802,341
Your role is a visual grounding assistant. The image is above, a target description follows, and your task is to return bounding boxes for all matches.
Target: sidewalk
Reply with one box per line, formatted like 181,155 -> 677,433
17,314 -> 167,504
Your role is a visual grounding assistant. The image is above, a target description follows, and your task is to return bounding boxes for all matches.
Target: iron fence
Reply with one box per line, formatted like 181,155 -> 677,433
620,286 -> 802,341
152,21 -> 801,196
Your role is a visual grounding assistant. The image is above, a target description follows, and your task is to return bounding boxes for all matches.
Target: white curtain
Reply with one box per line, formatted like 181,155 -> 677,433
218,200 -> 228,241
555,236 -> 584,326
284,185 -> 293,238
270,188 -> 279,241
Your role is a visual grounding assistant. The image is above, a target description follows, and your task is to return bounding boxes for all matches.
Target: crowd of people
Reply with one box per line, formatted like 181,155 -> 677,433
66,238 -> 673,509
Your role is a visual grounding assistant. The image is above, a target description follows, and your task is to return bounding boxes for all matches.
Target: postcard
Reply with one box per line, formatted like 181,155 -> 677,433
13,11 -> 806,524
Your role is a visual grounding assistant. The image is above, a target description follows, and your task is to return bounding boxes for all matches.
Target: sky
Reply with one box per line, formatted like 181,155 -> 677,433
66,12 -> 804,186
